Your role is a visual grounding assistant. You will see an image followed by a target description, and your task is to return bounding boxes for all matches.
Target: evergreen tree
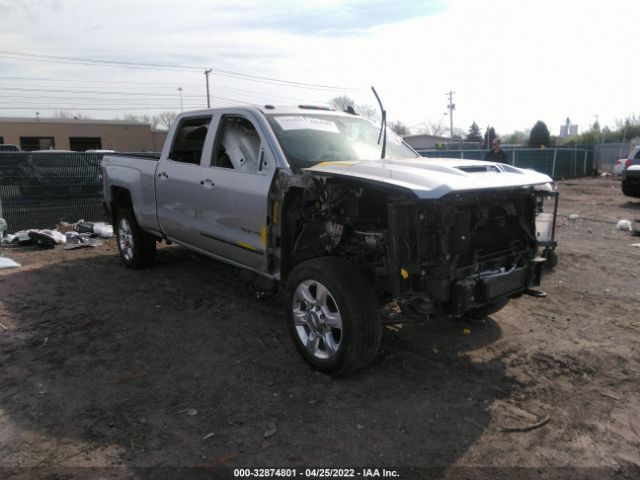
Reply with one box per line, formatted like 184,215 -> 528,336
529,121 -> 551,147
466,121 -> 482,142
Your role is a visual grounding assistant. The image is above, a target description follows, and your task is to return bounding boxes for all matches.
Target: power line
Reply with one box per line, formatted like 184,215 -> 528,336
0,49 -> 356,91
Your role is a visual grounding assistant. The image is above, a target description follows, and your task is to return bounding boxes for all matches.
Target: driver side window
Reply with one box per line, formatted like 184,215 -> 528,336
211,116 -> 261,171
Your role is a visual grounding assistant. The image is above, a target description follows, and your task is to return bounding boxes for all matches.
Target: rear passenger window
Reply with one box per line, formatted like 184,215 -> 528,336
169,116 -> 211,164
634,149 -> 640,160
211,116 -> 261,171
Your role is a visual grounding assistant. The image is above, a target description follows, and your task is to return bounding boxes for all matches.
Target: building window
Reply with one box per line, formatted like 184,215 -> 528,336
69,137 -> 102,151
20,137 -> 55,151
0,136 -> 4,144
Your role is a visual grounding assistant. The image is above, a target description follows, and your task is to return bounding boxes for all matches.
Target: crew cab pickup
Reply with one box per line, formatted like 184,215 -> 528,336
102,105 -> 557,375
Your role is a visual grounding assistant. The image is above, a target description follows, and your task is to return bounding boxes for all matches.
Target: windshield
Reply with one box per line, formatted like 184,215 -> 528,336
265,113 -> 418,170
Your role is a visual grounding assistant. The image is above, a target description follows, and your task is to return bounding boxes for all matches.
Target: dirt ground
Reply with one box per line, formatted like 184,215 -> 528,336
0,176 -> 639,480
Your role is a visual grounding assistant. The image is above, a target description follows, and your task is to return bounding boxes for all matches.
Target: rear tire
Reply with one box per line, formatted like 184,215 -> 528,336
285,257 -> 382,376
115,207 -> 156,269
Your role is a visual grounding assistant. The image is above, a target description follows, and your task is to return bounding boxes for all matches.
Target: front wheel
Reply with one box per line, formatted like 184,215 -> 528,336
115,208 -> 156,269
285,257 -> 382,376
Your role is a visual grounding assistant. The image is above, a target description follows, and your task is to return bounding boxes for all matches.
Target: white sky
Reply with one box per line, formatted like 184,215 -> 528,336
0,0 -> 637,136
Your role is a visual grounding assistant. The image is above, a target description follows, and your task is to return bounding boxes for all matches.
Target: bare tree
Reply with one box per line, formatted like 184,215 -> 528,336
418,121 -> 447,137
119,114 -> 153,124
329,95 -> 355,112
328,96 -> 381,123
389,120 -> 410,136
54,110 -> 92,120
356,104 -> 381,123
154,111 -> 178,130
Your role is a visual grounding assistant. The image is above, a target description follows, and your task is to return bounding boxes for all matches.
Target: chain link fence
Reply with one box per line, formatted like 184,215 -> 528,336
416,148 -> 594,179
1,148 -> 596,234
0,152 -> 108,233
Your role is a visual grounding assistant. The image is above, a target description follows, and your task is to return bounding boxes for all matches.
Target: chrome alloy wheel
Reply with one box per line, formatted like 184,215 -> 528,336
292,280 -> 343,360
118,217 -> 134,261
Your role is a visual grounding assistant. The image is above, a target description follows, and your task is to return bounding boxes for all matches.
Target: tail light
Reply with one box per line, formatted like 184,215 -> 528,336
626,159 -> 632,168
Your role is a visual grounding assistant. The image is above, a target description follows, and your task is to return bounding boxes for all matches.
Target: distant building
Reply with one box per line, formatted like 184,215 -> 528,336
403,134 -> 455,150
403,133 -> 481,152
559,118 -> 578,138
0,117 -> 167,152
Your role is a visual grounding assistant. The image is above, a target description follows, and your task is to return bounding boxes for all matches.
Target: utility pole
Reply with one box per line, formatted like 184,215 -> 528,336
445,90 -> 456,137
177,87 -> 183,112
204,69 -> 212,108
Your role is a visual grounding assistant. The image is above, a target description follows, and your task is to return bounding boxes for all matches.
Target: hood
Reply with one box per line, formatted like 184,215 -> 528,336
305,157 -> 553,199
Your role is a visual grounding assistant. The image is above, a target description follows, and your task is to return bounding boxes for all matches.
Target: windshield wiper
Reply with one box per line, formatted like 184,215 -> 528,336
371,86 -> 387,159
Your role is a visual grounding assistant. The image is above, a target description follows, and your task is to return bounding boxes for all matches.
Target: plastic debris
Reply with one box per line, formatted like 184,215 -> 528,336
263,422 -> 277,438
1,234 -> 16,245
632,243 -> 640,248
28,230 -> 66,248
186,408 -> 198,416
64,232 -> 103,250
568,214 -> 580,220
74,221 -> 95,234
92,222 -> 114,238
616,219 -> 632,231
463,328 -> 471,335
0,257 -> 21,269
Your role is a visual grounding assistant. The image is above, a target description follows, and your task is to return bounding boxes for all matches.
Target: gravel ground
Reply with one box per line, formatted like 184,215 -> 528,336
0,176 -> 639,480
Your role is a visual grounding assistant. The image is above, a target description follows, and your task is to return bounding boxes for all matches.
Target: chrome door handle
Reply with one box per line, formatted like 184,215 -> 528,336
158,172 -> 168,179
200,179 -> 214,188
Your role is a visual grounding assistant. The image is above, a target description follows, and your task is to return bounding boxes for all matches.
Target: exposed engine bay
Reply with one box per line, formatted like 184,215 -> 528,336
276,173 -> 549,319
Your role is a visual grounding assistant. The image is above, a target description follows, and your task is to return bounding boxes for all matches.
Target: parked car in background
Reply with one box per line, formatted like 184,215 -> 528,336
0,144 -> 20,152
614,158 -> 628,175
614,146 -> 640,175
622,165 -> 640,198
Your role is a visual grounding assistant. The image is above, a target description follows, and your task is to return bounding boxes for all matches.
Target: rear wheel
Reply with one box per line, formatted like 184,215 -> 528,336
285,257 -> 382,376
115,208 -> 156,269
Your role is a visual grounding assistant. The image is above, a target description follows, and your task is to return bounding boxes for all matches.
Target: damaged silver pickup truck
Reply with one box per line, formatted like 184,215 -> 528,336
101,105 -> 558,375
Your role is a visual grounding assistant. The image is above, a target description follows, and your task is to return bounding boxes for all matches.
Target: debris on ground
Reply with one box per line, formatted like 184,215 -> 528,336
616,219 -> 632,231
0,257 -> 21,269
501,415 -> 551,433
186,408 -> 198,417
75,220 -> 114,238
28,230 -> 66,248
1,220 -> 113,249
64,232 -> 103,250
263,422 -> 278,438
568,214 -> 580,220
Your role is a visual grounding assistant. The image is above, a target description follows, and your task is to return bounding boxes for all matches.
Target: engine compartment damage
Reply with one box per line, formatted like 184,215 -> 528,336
269,170 -> 552,320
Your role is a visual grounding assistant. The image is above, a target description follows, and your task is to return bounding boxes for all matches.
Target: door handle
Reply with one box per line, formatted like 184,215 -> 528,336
158,172 -> 168,180
200,179 -> 215,188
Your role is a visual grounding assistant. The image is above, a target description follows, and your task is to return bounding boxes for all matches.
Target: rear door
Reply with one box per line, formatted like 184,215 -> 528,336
155,115 -> 213,246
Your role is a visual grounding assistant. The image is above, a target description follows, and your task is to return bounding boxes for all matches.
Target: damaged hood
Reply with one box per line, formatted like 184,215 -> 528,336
305,157 -> 553,199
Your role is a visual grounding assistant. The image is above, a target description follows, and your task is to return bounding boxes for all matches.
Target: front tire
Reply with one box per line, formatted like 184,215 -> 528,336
285,257 -> 382,376
115,208 -> 156,269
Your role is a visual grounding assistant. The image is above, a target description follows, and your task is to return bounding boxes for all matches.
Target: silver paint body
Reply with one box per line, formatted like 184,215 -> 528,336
102,106 -> 552,280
